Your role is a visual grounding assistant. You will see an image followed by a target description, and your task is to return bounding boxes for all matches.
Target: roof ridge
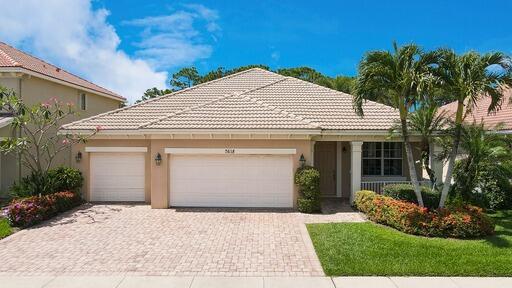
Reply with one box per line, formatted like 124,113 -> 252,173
0,45 -> 20,66
140,76 -> 289,129
62,68 -> 277,130
240,78 -> 321,129
128,67 -> 269,107
284,75 -> 397,111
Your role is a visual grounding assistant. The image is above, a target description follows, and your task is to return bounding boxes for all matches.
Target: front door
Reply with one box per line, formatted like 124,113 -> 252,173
314,142 -> 336,196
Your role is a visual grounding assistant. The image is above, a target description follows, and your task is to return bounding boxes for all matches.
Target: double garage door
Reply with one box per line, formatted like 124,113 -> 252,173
89,150 -> 294,208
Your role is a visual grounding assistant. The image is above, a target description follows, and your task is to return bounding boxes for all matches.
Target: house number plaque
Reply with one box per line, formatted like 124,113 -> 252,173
224,148 -> 235,154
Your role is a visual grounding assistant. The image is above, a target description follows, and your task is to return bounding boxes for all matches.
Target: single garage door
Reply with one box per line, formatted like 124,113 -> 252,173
90,152 -> 145,201
169,154 -> 293,207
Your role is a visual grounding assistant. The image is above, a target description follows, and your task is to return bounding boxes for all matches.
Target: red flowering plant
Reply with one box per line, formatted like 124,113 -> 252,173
6,191 -> 82,227
354,190 -> 495,238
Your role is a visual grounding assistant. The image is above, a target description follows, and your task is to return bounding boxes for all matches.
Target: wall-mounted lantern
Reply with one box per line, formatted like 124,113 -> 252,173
155,153 -> 162,166
299,154 -> 306,168
75,151 -> 82,163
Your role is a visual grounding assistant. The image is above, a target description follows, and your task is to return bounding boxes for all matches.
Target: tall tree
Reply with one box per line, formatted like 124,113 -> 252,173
170,67 -> 201,90
406,102 -> 448,186
354,43 -> 441,207
136,87 -> 173,104
449,122 -> 512,209
436,50 -> 512,207
276,67 -> 327,83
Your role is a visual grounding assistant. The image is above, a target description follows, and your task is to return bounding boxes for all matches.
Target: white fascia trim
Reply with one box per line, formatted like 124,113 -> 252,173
1,67 -> 125,102
0,117 -> 13,128
85,147 -> 148,153
59,129 -> 319,135
497,130 -> 512,134
321,130 -> 394,136
165,148 -> 297,155
140,129 -> 319,135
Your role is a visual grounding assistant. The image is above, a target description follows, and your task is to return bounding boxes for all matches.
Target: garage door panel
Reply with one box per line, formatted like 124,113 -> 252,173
169,154 -> 293,208
90,153 -> 145,202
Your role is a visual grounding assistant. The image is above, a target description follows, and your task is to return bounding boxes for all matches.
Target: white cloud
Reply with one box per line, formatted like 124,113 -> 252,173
123,4 -> 220,69
271,51 -> 281,61
0,0 -> 220,103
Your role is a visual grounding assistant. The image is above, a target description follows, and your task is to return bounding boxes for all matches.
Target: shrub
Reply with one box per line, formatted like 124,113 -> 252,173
47,167 -> 84,193
6,191 -> 83,227
295,166 -> 321,213
297,198 -> 321,214
10,167 -> 83,197
10,171 -> 53,197
382,184 -> 440,209
354,190 -> 495,238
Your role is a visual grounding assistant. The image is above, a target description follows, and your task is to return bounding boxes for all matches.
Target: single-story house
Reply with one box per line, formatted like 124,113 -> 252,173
61,68 -> 426,209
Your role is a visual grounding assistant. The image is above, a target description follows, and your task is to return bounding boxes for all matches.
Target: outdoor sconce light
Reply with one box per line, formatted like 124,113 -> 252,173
155,153 -> 162,166
299,154 -> 306,168
75,151 -> 82,163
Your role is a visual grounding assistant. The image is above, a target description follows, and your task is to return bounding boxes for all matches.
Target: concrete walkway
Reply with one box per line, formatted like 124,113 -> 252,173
1,276 -> 511,288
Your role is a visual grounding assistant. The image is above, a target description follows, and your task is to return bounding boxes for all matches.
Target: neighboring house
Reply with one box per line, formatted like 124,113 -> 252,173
0,42 -> 125,194
435,92 -> 512,181
440,91 -> 512,134
62,68 -> 423,208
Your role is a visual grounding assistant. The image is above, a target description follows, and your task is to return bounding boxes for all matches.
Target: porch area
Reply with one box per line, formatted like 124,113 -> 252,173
313,140 -> 429,203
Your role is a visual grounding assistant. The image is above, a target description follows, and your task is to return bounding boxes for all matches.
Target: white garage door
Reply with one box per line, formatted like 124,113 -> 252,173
169,154 -> 293,207
90,153 -> 145,201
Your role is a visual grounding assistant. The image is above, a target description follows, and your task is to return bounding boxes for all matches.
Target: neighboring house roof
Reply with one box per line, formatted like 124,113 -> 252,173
62,68 -> 399,133
440,90 -> 512,132
0,42 -> 125,101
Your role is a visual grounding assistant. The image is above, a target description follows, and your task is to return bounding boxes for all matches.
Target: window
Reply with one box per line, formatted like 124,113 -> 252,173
362,142 -> 403,176
80,93 -> 87,110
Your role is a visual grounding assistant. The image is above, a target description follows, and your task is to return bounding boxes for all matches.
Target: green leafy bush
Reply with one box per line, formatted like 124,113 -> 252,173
10,172 -> 53,197
10,167 -> 83,197
297,198 -> 321,214
382,183 -> 440,209
295,166 -> 321,213
47,167 -> 84,193
6,191 -> 83,227
354,190 -> 495,238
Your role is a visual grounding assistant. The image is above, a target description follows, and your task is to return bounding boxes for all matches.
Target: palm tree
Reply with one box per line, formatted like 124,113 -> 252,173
452,122 -> 512,205
436,50 -> 512,207
354,42 -> 441,207
398,102 -> 448,186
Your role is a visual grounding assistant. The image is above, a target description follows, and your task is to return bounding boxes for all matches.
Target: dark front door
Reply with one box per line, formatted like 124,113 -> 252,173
314,142 -> 336,197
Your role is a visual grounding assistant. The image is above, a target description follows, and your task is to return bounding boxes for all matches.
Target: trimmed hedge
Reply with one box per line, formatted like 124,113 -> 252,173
382,184 -> 440,209
295,166 -> 321,213
354,190 -> 495,238
6,191 -> 83,227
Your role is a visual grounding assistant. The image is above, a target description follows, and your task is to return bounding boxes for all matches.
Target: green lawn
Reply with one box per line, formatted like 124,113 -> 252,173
307,210 -> 512,276
0,218 -> 13,239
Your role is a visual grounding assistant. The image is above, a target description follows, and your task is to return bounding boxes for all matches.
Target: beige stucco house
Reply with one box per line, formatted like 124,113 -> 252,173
0,42 -> 125,194
62,68 -> 428,209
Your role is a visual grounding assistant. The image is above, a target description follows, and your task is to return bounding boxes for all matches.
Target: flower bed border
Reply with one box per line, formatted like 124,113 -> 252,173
354,190 -> 495,238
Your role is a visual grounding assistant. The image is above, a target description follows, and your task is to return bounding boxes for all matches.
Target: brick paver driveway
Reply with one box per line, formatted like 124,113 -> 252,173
0,204 -> 364,276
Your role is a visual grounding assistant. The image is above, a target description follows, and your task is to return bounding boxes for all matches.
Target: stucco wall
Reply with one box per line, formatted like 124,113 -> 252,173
73,138 -> 313,209
0,76 -> 123,194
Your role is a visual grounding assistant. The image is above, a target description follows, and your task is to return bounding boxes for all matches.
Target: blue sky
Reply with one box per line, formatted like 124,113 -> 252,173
99,0 -> 512,76
1,0 -> 511,102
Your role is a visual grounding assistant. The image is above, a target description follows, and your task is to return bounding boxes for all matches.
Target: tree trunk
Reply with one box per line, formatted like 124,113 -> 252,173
422,147 -> 436,186
439,101 -> 464,208
399,106 -> 424,207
